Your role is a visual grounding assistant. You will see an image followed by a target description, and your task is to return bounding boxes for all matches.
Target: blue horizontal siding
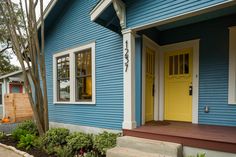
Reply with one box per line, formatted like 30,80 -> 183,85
158,14 -> 236,126
126,0 -> 229,29
45,0 -> 123,130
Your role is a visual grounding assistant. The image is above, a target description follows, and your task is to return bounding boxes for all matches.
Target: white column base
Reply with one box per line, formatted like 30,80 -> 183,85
122,121 -> 137,130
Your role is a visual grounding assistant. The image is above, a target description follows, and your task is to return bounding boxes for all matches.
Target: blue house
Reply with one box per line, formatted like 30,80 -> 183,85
44,0 -> 236,156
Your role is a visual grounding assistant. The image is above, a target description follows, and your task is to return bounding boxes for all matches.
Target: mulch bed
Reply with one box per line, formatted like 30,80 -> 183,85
0,136 -> 52,157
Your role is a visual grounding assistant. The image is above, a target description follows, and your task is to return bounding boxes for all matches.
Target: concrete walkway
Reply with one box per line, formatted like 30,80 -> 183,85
0,146 -> 22,157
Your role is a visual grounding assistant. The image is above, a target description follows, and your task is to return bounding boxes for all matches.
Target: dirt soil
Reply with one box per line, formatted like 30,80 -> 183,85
0,136 -> 52,157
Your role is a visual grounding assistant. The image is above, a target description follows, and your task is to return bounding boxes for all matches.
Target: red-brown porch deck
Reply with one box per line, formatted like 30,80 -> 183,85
123,121 -> 236,154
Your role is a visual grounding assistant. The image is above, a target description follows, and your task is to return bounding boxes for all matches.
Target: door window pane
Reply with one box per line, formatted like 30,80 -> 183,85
184,54 -> 189,74
169,56 -> 173,75
174,55 -> 178,75
179,54 -> 184,74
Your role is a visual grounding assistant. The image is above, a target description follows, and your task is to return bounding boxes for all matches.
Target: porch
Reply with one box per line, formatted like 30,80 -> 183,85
123,121 -> 236,154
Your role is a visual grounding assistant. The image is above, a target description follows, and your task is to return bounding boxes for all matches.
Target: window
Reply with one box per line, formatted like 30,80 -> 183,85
228,26 -> 236,104
53,42 -> 96,104
57,55 -> 70,101
76,49 -> 92,102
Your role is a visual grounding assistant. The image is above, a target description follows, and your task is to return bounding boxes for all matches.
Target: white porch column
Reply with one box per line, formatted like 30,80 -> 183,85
122,30 -> 137,129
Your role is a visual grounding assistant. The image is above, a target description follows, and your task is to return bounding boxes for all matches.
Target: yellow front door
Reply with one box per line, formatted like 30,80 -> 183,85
145,47 -> 155,122
164,48 -> 193,122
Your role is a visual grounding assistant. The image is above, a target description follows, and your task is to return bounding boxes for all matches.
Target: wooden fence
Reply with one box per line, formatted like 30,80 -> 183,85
4,93 -> 33,123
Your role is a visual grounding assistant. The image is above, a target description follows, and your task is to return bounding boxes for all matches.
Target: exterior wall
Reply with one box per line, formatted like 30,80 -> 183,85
157,14 -> 236,126
125,0 -> 230,29
45,0 -> 123,130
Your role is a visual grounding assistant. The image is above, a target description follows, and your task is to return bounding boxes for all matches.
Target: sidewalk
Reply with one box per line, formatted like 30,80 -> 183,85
0,146 -> 22,157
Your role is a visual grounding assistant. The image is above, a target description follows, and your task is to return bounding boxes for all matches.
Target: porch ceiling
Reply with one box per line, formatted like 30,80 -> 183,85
156,4 -> 236,31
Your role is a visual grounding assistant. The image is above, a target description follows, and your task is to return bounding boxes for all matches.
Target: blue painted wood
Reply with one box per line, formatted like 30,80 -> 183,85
135,37 -> 142,127
44,0 -> 123,130
157,14 -> 236,126
126,0 -> 229,29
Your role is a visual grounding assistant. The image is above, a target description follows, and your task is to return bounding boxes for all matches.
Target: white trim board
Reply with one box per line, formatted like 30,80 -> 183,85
160,39 -> 200,124
53,42 -> 96,105
228,26 -> 236,104
142,35 -> 160,124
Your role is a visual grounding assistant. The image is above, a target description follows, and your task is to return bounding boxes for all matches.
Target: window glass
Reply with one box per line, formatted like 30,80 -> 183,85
169,56 -> 173,75
57,55 -> 70,101
76,49 -> 92,101
184,53 -> 189,74
174,55 -> 178,75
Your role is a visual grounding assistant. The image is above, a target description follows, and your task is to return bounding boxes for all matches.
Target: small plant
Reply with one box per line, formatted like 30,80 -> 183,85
54,145 -> 74,157
93,131 -> 119,156
17,134 -> 37,150
0,131 -> 5,139
41,128 -> 70,154
66,132 -> 93,152
12,120 -> 38,141
188,153 -> 206,157
12,129 -> 31,141
16,120 -> 38,135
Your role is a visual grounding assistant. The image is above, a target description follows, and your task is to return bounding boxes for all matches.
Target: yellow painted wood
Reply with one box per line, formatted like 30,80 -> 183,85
145,47 -> 155,122
164,48 -> 193,122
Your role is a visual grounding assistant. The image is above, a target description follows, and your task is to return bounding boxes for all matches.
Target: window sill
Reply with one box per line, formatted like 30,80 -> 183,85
53,101 -> 96,105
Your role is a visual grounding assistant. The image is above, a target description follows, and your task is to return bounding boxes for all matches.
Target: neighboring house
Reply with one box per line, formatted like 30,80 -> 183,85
43,0 -> 236,156
0,70 -> 25,119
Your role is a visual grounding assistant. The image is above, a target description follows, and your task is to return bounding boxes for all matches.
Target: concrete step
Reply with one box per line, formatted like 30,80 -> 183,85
107,147 -> 172,157
116,136 -> 182,157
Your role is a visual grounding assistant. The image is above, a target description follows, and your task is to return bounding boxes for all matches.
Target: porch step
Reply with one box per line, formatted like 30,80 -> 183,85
107,136 -> 183,157
107,147 -> 172,157
117,136 -> 182,157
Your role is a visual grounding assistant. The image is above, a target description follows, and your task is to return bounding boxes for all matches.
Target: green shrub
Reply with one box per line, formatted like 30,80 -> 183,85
0,131 -> 5,139
41,128 -> 70,154
93,131 -> 119,155
17,134 -> 37,150
12,129 -> 31,141
188,153 -> 206,157
15,120 -> 38,135
54,145 -> 73,157
66,132 -> 93,151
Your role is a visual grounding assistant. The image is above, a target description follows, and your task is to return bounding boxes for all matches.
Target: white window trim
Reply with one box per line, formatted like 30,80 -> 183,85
53,42 -> 96,105
228,26 -> 236,104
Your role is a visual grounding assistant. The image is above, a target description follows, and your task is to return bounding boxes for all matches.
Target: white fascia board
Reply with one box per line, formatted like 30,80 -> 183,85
90,0 -> 113,21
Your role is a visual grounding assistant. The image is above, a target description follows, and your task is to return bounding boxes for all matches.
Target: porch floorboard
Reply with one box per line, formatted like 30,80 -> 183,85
123,121 -> 236,154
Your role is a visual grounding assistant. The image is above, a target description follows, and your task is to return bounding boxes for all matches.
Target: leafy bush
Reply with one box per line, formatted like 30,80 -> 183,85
188,153 -> 206,157
17,134 -> 37,150
12,129 -> 31,141
66,132 -> 93,151
54,145 -> 73,157
15,120 -> 38,135
41,128 -> 70,154
93,131 -> 119,155
0,131 -> 5,139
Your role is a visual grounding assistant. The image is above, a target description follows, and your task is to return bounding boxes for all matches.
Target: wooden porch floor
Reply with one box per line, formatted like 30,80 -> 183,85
123,121 -> 236,153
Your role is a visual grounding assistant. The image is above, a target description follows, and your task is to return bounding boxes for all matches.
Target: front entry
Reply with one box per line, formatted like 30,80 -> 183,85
164,48 -> 193,122
145,47 -> 155,122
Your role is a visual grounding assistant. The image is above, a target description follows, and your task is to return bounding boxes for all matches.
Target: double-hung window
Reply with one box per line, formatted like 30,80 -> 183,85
53,42 -> 96,104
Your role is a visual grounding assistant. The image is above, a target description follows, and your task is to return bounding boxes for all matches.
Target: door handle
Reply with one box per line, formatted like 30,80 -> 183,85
189,84 -> 193,96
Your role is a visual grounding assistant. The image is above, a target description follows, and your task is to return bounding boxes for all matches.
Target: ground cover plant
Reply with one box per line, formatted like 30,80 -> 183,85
0,120 -> 120,157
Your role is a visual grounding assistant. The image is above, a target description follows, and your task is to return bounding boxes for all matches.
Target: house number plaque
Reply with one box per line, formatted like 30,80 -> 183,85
125,40 -> 129,72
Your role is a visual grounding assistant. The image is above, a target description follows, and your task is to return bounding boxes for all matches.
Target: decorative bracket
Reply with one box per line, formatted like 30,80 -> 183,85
113,0 -> 126,29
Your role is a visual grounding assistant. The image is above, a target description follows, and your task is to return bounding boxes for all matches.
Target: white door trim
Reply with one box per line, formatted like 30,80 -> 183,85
142,35 -> 160,124
160,39 -> 200,124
